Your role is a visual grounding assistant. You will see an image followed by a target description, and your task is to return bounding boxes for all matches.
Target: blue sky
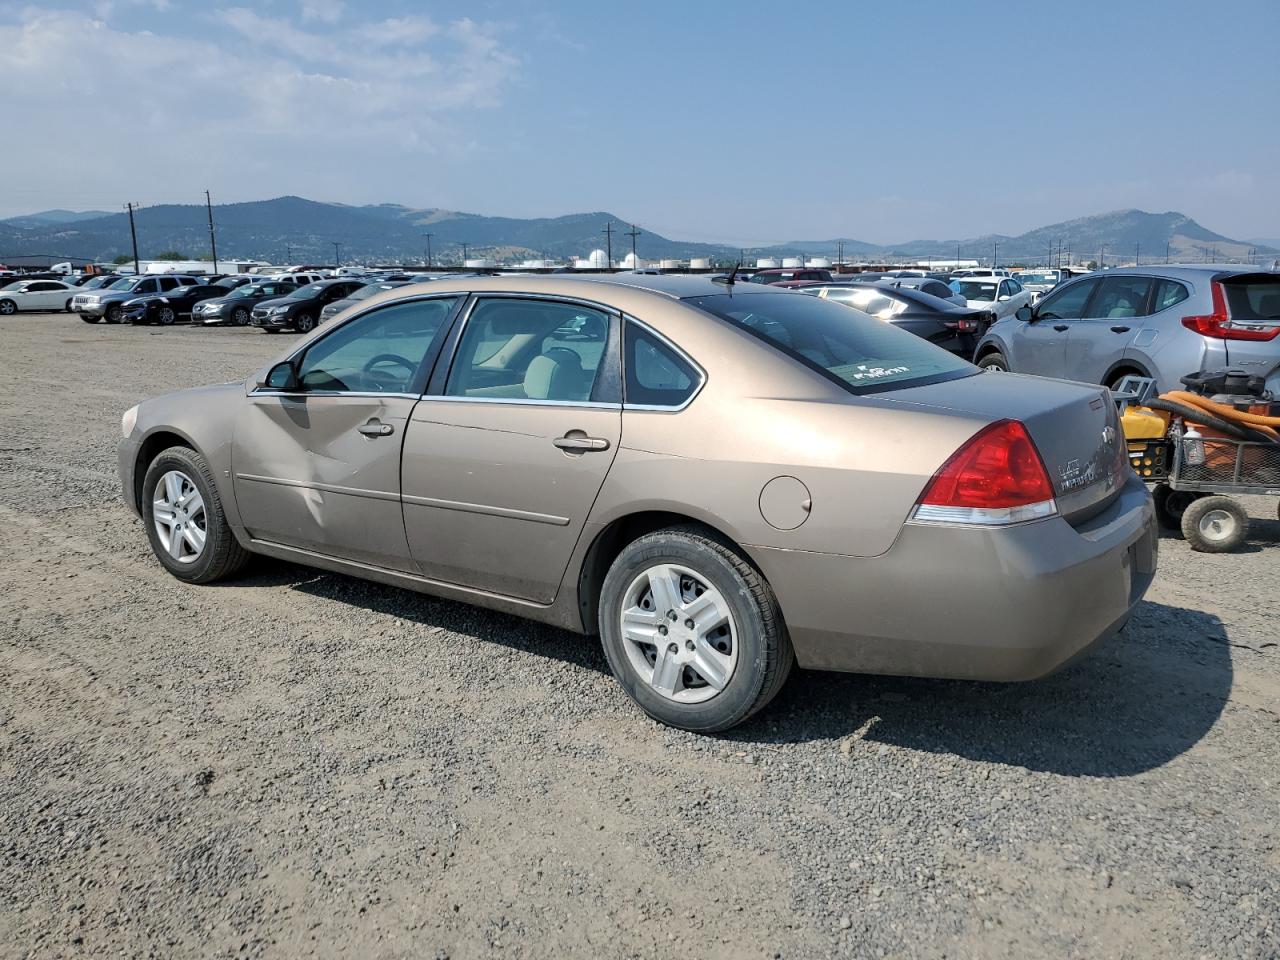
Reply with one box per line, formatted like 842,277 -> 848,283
2,0 -> 1277,244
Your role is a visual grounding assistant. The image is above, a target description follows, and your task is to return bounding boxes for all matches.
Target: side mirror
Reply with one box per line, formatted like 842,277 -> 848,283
262,360 -> 299,391
1015,305 -> 1034,323
997,294 -> 1011,302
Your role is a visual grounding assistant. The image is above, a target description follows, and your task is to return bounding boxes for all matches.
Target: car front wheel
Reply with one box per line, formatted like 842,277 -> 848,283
232,307 -> 249,326
105,304 -> 122,324
295,312 -> 316,333
977,351 -> 1009,372
0,299 -> 16,315
141,446 -> 250,583
158,306 -> 176,325
598,525 -> 793,733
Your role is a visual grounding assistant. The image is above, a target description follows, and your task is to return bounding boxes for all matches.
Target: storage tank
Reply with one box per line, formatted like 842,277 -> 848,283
660,259 -> 681,270
464,258 -> 496,269
781,257 -> 804,268
756,258 -> 780,269
689,258 -> 711,269
805,257 -> 831,268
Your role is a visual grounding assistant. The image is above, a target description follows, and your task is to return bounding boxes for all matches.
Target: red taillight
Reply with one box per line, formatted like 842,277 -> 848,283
914,420 -> 1056,525
1181,281 -> 1280,342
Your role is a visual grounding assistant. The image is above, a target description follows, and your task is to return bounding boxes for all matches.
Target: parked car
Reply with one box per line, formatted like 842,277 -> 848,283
879,275 -> 967,306
193,280 -> 299,326
319,280 -> 414,323
951,268 -> 1011,279
118,274 -> 1154,733
251,278 -> 365,333
974,265 -> 1280,393
210,275 -> 255,291
1014,269 -> 1068,301
122,284 -> 226,325
73,274 -> 201,323
747,268 -> 833,285
951,276 -> 1033,321
0,278 -> 79,314
268,271 -> 327,286
797,282 -> 994,356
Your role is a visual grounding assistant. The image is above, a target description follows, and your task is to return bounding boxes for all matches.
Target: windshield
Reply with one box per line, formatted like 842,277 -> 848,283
1017,272 -> 1058,284
686,292 -> 974,395
350,283 -> 397,302
957,281 -> 998,301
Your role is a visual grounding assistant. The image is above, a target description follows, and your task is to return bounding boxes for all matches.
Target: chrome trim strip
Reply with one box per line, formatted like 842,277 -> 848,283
412,395 -> 621,410
249,391 -> 422,400
235,473 -> 400,503
401,493 -> 570,526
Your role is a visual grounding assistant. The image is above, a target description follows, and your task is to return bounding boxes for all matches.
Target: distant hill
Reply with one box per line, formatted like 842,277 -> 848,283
0,197 -> 1273,265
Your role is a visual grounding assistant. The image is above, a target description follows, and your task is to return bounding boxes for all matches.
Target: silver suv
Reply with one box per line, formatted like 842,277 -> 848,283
73,274 -> 200,324
974,265 -> 1280,394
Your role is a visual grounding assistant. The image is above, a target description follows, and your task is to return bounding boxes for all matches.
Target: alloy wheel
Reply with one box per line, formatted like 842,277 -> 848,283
232,308 -> 249,326
151,470 -> 207,564
0,300 -> 15,315
159,306 -> 176,325
619,563 -> 738,704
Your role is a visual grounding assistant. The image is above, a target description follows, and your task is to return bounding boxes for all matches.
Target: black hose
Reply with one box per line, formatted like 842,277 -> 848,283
1144,398 -> 1276,443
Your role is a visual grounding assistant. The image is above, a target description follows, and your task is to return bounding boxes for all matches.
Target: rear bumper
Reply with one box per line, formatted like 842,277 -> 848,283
754,472 -> 1157,681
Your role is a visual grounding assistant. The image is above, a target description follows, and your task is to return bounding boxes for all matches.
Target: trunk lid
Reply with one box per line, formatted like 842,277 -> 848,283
881,371 -> 1126,524
1218,272 -> 1280,394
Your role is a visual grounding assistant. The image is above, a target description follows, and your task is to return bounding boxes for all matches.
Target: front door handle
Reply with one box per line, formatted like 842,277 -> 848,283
553,434 -> 610,452
1110,325 -> 1131,333
357,419 -> 394,437
1053,324 -> 1069,332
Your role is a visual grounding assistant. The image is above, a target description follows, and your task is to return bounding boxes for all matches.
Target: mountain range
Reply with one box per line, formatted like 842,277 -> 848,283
1,197 -> 1274,266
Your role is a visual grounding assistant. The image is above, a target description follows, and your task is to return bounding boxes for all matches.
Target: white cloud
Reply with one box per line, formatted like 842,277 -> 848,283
0,6 -> 519,215
299,0 -> 343,24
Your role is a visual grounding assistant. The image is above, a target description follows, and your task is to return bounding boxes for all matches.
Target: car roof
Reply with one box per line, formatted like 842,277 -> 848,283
1095,264 -> 1266,281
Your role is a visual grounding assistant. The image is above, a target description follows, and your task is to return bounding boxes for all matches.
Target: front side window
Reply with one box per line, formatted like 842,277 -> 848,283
1035,277 -> 1098,319
446,298 -> 612,403
624,322 -> 699,407
687,292 -> 973,395
294,297 -> 459,393
1088,276 -> 1153,319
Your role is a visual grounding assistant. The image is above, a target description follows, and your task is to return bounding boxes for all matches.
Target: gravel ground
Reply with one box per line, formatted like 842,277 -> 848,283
1,313 -> 1278,960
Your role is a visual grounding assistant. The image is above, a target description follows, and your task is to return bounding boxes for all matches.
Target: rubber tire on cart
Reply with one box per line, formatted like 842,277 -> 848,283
1180,496 -> 1248,553
976,351 -> 1008,372
598,524 -> 794,733
1153,483 -> 1206,530
141,445 -> 250,583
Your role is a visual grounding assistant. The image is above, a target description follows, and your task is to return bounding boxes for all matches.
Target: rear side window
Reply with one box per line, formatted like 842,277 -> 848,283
687,292 -> 973,395
1153,279 -> 1190,313
158,277 -> 179,292
1089,276 -> 1154,319
624,322 -> 699,407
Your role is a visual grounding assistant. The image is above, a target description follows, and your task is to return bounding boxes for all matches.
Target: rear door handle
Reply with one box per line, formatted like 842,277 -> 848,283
357,420 -> 394,437
1110,325 -> 1131,333
553,435 -> 610,452
1053,324 -> 1069,332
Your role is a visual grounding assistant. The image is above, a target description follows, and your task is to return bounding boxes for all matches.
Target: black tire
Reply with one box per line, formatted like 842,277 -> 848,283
598,525 -> 793,733
231,307 -> 249,326
105,304 -> 122,324
141,445 -> 250,583
80,314 -> 99,324
263,327 -> 280,334
65,299 -> 73,312
976,351 -> 1008,372
1153,483 -> 1206,530
295,312 -> 316,333
0,299 -> 16,316
157,306 -> 176,326
1180,496 -> 1248,553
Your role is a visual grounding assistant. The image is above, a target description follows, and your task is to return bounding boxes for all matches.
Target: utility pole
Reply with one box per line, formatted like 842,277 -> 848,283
602,221 -> 614,270
204,190 -> 219,273
1165,242 -> 1170,264
331,241 -> 342,269
992,240 -> 998,269
285,244 -> 293,264
1099,245 -> 1106,269
625,223 -> 641,267
955,241 -> 960,267
460,242 -> 469,264
125,202 -> 141,275
1135,242 -> 1140,266
423,233 -> 433,268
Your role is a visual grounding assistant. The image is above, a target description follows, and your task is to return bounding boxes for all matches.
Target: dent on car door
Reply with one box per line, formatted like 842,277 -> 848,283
231,296 -> 461,569
1061,275 -> 1153,385
401,296 -> 622,604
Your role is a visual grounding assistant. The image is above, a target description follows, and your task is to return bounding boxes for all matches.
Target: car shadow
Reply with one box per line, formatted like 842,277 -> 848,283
227,560 -> 1232,778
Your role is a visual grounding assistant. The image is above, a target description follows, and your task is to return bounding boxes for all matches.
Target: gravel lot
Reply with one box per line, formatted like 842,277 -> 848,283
1,312 -> 1278,960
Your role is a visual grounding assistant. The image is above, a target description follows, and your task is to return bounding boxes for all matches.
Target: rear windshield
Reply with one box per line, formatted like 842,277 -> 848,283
686,292 -> 975,395
956,281 -> 998,301
1017,272 -> 1058,284
1224,279 -> 1280,320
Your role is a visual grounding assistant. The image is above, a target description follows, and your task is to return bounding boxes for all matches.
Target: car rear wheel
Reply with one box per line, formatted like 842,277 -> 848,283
232,307 -> 249,326
158,306 -> 176,325
1181,496 -> 1248,553
0,299 -> 16,315
599,525 -> 793,733
105,304 -> 122,324
976,351 -> 1008,373
64,299 -> 73,312
295,312 -> 316,333
141,446 -> 250,583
